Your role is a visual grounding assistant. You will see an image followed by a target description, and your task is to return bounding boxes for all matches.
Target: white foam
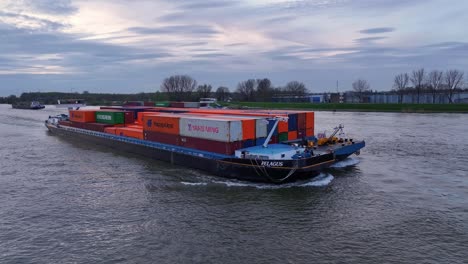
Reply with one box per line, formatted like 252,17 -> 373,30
331,157 -> 360,168
189,173 -> 336,189
180,181 -> 208,186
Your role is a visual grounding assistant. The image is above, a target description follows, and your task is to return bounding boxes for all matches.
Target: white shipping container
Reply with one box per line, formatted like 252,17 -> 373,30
179,117 -> 243,142
208,114 -> 268,139
255,119 -> 268,138
183,102 -> 200,108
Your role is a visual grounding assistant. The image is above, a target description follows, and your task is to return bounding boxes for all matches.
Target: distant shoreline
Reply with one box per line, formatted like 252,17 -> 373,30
230,102 -> 468,113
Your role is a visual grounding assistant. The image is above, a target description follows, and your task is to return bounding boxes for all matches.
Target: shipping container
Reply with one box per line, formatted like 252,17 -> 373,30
104,127 -> 117,134
58,120 -> 72,126
69,110 -> 96,123
254,119 -> 266,138
142,115 -> 180,135
305,112 -> 314,129
179,136 -> 242,155
297,129 -> 306,139
144,131 -> 180,145
82,122 -> 113,132
97,109 -> 135,124
306,128 -> 314,137
95,111 -> 125,125
267,120 -> 279,136
169,102 -> 185,108
278,132 -> 288,142
288,131 -> 298,141
242,139 -> 256,148
179,117 -> 243,142
68,121 -> 84,129
183,102 -> 200,108
100,106 -> 154,119
278,119 -> 288,133
143,101 -> 154,106
297,113 -> 306,131
154,101 -> 170,107
115,127 -> 144,139
288,113 -> 298,131
137,111 -> 160,124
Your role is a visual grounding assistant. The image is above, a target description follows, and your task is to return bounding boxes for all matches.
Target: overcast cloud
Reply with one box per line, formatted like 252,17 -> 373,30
0,0 -> 467,95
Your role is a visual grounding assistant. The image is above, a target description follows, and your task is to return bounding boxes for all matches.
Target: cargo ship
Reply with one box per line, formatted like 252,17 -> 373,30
45,106 -> 364,183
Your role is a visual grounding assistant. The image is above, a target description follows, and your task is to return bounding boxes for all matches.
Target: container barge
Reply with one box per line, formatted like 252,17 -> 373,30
45,106 -> 364,183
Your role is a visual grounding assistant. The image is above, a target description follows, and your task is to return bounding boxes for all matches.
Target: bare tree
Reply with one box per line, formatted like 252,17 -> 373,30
284,81 -> 308,96
410,68 -> 425,103
352,79 -> 370,103
196,84 -> 212,99
393,73 -> 409,103
445,69 -> 464,103
215,86 -> 230,101
236,79 -> 257,101
256,78 -> 273,102
161,75 -> 197,101
427,70 -> 443,104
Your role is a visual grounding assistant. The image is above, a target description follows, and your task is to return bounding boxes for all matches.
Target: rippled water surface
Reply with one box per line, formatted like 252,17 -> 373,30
1,104 -> 467,263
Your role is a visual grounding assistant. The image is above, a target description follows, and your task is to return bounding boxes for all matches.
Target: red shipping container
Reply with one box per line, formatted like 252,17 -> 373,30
297,113 -> 306,131
288,131 -> 298,140
58,120 -> 72,127
82,122 -> 113,132
179,136 -> 242,155
69,121 -> 85,129
144,131 -> 180,146
306,128 -> 314,137
305,112 -> 314,129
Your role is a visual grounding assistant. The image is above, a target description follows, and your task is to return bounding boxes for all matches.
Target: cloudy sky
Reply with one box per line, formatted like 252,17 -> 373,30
0,0 -> 467,96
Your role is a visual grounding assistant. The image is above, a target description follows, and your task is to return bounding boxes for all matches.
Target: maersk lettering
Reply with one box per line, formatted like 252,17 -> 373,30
261,161 -> 284,167
97,114 -> 112,120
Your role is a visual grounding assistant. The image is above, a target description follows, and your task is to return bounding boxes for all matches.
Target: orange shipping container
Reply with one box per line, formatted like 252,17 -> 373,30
288,131 -> 298,140
278,120 -> 288,133
305,112 -> 314,129
142,115 -> 180,135
69,110 -> 96,123
241,119 -> 255,140
115,127 -> 144,139
137,111 -> 160,124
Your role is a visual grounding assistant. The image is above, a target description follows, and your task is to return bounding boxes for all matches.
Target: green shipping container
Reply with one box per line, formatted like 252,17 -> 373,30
278,132 -> 288,143
95,111 -> 125,124
155,101 -> 170,107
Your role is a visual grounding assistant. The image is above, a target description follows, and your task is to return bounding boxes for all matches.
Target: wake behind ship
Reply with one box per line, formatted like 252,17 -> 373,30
45,106 -> 365,183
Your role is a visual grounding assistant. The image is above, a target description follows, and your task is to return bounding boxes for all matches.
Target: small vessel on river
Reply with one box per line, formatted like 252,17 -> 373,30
45,107 -> 364,183
12,101 -> 45,110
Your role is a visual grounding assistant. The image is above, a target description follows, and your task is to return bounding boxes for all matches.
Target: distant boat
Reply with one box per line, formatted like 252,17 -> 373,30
12,101 -> 45,110
56,99 -> 86,109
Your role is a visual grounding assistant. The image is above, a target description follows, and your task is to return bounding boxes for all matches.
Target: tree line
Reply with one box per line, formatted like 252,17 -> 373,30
160,75 -> 308,102
392,68 -> 464,103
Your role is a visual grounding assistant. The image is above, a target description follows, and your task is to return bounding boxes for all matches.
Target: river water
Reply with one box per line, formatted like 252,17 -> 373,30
1,104 -> 467,263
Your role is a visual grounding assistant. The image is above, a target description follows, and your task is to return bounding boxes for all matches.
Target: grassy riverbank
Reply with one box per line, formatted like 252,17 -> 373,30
228,102 -> 468,113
